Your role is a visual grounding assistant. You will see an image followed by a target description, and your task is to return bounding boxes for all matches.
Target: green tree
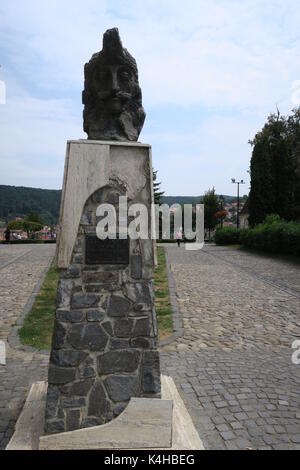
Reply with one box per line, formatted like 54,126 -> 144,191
25,211 -> 44,225
201,187 -> 220,241
153,169 -> 165,204
7,212 -> 44,238
248,110 -> 296,226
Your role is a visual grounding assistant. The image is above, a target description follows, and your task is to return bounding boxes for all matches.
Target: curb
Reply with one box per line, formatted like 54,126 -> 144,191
159,246 -> 184,347
8,255 -> 54,355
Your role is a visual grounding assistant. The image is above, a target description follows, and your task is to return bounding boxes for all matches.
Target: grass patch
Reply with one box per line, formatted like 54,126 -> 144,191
18,246 -> 173,349
154,246 -> 173,340
19,260 -> 59,350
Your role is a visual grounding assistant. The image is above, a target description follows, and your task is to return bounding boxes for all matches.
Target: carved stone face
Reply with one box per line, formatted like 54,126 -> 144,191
93,64 -> 134,115
83,28 -> 145,141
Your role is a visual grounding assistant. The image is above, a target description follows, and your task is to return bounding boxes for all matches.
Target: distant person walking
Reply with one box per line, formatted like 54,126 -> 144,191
4,228 -> 10,243
176,229 -> 183,247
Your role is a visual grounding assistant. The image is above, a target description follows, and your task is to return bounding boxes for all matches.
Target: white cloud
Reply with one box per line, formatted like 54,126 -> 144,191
1,0 -> 300,193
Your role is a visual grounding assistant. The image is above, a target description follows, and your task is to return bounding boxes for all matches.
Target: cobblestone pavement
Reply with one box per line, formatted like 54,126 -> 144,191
160,245 -> 300,450
0,244 -> 55,449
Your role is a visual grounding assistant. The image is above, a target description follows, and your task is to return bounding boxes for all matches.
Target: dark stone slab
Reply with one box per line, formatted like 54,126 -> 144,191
97,349 -> 140,374
69,378 -> 94,396
48,365 -> 76,385
86,309 -> 105,322
104,374 -> 139,402
114,318 -> 134,338
131,255 -> 142,279
68,324 -> 108,351
88,381 -> 109,419
82,28 -> 145,141
51,321 -> 67,349
133,317 -> 151,337
50,349 -> 87,367
66,409 -> 81,431
56,309 -> 86,323
64,264 -> 81,279
110,338 -> 129,350
131,337 -> 152,349
45,420 -> 65,434
56,279 -> 73,309
45,386 -> 59,420
142,350 -> 161,396
71,292 -> 100,309
85,236 -> 129,265
83,271 -> 119,283
107,295 -> 131,317
61,397 -> 86,408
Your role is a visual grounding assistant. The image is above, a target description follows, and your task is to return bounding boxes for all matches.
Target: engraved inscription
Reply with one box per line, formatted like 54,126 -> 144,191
85,236 -> 129,265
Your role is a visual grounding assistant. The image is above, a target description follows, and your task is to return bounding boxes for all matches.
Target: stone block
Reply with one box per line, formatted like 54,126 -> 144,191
130,255 -> 142,279
133,317 -> 152,337
86,309 -> 105,322
88,381 -> 109,419
71,292 -> 100,309
107,295 -> 131,317
56,309 -> 86,323
51,321 -> 67,349
104,375 -> 139,402
83,271 -> 119,284
68,324 -> 108,351
45,387 -> 59,420
48,365 -> 76,385
64,264 -> 81,279
69,379 -> 94,396
66,409 -> 81,432
56,279 -> 73,309
114,319 -> 134,338
97,350 -> 140,374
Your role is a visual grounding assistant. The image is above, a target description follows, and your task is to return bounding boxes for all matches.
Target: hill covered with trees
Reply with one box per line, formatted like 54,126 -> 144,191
0,185 -> 61,225
0,184 -> 242,226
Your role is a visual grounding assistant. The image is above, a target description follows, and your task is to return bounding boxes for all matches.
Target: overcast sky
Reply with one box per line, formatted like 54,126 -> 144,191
1,0 -> 300,196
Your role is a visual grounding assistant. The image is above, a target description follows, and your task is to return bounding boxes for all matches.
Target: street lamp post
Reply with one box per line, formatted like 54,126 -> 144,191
231,178 -> 245,229
219,195 -> 225,228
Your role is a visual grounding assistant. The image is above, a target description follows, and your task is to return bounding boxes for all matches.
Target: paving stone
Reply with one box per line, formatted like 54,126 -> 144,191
160,245 -> 300,450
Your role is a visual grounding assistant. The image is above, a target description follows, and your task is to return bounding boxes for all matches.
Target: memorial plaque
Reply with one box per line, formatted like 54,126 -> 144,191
85,236 -> 129,265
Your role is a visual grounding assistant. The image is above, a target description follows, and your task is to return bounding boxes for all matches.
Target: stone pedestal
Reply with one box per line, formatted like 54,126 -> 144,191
45,140 -> 161,434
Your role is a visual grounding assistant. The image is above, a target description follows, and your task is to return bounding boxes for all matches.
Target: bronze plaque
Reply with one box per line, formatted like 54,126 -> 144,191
85,236 -> 129,265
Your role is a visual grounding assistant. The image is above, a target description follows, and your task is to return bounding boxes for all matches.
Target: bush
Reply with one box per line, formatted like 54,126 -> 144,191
215,226 -> 240,245
240,215 -> 300,256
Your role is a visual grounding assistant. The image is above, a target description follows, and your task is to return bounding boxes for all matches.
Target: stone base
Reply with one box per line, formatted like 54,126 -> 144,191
6,376 -> 204,450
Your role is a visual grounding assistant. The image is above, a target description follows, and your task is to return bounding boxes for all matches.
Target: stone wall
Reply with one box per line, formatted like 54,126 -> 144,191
44,143 -> 161,434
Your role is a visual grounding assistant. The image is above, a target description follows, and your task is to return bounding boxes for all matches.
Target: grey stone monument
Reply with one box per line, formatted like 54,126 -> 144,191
44,28 -> 161,434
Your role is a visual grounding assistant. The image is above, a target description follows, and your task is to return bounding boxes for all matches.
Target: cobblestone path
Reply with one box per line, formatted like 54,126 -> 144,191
0,244 -> 55,449
160,245 -> 300,450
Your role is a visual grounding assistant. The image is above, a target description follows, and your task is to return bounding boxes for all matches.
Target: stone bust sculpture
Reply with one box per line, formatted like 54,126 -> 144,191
82,28 -> 146,141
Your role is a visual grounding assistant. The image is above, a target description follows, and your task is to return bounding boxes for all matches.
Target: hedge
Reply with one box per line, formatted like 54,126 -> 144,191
215,215 -> 300,256
240,216 -> 300,256
215,226 -> 240,245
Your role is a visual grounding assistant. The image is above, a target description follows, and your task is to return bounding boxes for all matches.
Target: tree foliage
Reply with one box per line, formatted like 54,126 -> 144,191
7,211 -> 44,238
249,109 -> 300,226
201,187 -> 221,240
0,185 -> 61,224
153,169 -> 165,205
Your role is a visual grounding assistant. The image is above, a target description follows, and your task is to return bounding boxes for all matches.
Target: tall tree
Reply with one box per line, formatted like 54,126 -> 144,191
201,187 -> 220,241
153,168 -> 165,204
248,110 -> 296,226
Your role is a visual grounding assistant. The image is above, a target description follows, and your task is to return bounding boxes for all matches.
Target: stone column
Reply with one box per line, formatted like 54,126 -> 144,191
44,140 -> 161,434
